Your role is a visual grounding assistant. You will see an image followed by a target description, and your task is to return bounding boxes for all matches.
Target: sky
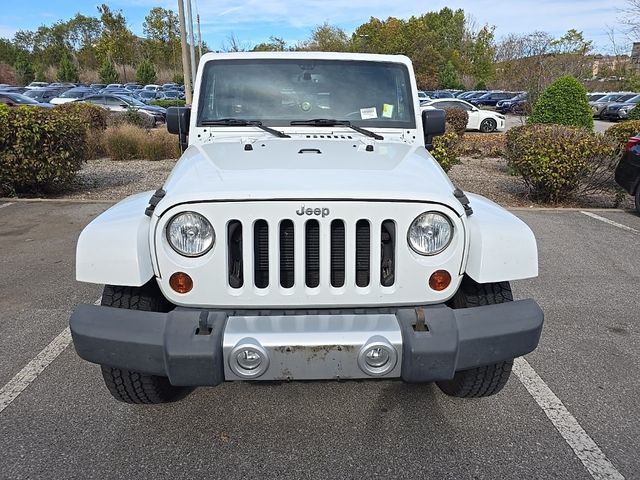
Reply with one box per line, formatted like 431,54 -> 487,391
0,0 -> 633,54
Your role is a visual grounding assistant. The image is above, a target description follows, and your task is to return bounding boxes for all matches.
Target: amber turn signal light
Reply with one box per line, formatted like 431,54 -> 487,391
169,272 -> 193,294
429,270 -> 451,291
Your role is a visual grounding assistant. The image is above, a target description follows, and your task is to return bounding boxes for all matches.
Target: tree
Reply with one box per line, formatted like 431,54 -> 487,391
57,54 -> 79,82
98,58 -> 119,83
528,76 -> 593,130
136,59 -> 157,85
96,4 -> 137,81
14,53 -> 34,85
438,60 -> 463,88
299,23 -> 350,51
253,36 -> 287,52
143,7 -> 180,69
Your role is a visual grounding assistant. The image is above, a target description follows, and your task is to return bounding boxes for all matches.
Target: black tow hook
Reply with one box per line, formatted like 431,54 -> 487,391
196,311 -> 212,335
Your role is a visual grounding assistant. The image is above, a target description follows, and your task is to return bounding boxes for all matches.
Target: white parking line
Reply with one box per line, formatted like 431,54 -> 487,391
0,297 -> 101,414
581,211 -> 639,234
0,202 -> 14,210
514,358 -> 625,480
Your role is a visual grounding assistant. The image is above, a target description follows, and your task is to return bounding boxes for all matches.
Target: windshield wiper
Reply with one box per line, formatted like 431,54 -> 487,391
290,119 -> 384,140
200,118 -> 290,138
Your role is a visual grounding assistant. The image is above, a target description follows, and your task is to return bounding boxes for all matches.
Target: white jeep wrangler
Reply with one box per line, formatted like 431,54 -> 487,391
70,52 -> 543,404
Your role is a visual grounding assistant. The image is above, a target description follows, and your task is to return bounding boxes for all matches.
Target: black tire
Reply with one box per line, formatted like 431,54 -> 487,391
479,118 -> 497,133
99,282 -> 189,404
635,190 -> 640,215
437,277 -> 514,398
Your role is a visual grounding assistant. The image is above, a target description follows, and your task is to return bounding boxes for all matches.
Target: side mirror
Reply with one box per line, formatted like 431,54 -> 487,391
167,106 -> 191,152
422,108 -> 446,150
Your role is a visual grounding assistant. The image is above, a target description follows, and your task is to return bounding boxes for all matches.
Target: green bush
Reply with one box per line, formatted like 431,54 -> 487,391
627,106 -> 640,120
505,124 -> 616,203
444,108 -> 469,137
528,76 -> 593,130
149,99 -> 186,108
136,59 -> 157,85
0,106 -> 87,195
431,128 -> 460,172
55,102 -> 109,159
605,120 -> 640,149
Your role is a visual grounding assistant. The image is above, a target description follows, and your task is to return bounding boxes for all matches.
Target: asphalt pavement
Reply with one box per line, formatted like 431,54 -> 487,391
0,200 -> 638,480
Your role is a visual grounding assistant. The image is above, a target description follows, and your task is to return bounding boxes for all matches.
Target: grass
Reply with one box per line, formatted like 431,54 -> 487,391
102,124 -> 180,161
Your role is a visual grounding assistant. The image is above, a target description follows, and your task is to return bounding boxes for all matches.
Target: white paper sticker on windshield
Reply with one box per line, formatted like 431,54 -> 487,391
360,107 -> 378,119
382,104 -> 394,118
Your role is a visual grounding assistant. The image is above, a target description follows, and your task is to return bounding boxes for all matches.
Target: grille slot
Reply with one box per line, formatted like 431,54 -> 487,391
254,220 -> 269,288
330,220 -> 345,287
279,220 -> 295,288
380,220 -> 395,287
305,220 -> 320,288
227,221 -> 243,288
355,220 -> 370,287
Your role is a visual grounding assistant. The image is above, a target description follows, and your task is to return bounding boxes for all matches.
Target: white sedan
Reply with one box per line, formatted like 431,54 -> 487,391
421,98 -> 506,133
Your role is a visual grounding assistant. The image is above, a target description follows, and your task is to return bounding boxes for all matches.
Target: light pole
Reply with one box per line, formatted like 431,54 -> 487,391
177,0 -> 192,104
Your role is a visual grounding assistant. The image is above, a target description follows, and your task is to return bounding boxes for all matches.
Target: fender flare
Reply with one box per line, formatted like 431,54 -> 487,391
464,193 -> 538,284
76,192 -> 154,286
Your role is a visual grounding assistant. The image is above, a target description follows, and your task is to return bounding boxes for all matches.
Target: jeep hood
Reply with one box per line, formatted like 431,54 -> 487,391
156,136 -> 463,216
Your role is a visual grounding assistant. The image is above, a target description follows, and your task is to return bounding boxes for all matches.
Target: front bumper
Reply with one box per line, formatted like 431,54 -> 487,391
70,300 -> 544,386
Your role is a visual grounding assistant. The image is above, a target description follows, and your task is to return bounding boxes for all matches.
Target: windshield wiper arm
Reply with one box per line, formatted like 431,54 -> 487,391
290,119 -> 384,140
200,118 -> 290,138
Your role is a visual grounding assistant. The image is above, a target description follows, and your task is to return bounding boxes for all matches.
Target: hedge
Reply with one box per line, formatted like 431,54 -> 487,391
528,76 -> 593,130
0,105 -> 87,195
148,99 -> 186,108
505,124 -> 616,202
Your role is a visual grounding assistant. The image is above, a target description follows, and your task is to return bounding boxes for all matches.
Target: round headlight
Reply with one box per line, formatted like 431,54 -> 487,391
166,212 -> 215,257
408,212 -> 453,255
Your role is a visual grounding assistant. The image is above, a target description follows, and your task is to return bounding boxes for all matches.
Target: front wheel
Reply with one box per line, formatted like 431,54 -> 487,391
99,283 -> 190,404
437,277 -> 514,398
479,118 -> 497,133
635,190 -> 640,214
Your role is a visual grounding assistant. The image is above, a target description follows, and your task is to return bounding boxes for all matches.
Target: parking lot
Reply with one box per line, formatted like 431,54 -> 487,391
0,200 -> 638,480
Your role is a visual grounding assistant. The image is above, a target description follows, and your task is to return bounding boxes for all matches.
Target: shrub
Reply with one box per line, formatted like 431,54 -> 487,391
55,102 -> 109,159
0,106 -> 87,195
444,108 -> 469,137
149,99 -> 186,108
102,124 -> 179,161
505,124 -> 616,203
628,106 -> 640,120
57,55 -> 79,83
98,59 -> 119,84
604,120 -> 640,150
528,76 -> 593,130
431,128 -> 461,172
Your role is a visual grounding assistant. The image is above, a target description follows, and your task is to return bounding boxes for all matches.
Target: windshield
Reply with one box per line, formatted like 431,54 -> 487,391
61,89 -> 88,98
9,93 -> 39,104
116,95 -> 146,107
197,59 -> 415,128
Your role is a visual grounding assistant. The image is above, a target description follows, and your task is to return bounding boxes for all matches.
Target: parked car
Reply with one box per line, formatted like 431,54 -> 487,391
50,87 -> 95,105
587,92 -> 607,102
417,90 -> 429,101
422,98 -> 506,133
90,83 -> 107,90
80,94 -> 166,124
23,87 -> 65,103
590,93 -> 637,118
137,89 -> 161,102
0,92 -> 53,108
458,90 -> 487,100
496,93 -> 528,114
0,85 -> 29,94
161,83 -> 180,91
158,90 -> 185,101
143,84 -> 162,91
423,90 -> 455,99
601,94 -> 640,121
614,133 -> 640,213
470,91 -> 517,107
25,81 -> 50,90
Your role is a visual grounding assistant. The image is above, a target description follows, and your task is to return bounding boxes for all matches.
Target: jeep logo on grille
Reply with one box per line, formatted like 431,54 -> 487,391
296,205 -> 330,218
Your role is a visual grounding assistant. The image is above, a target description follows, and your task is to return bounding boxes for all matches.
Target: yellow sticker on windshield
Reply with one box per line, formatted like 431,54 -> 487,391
382,104 -> 394,118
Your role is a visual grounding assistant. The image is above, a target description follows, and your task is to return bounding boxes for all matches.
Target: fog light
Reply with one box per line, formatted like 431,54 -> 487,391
169,272 -> 193,293
429,270 -> 451,291
229,340 -> 269,378
358,338 -> 397,376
